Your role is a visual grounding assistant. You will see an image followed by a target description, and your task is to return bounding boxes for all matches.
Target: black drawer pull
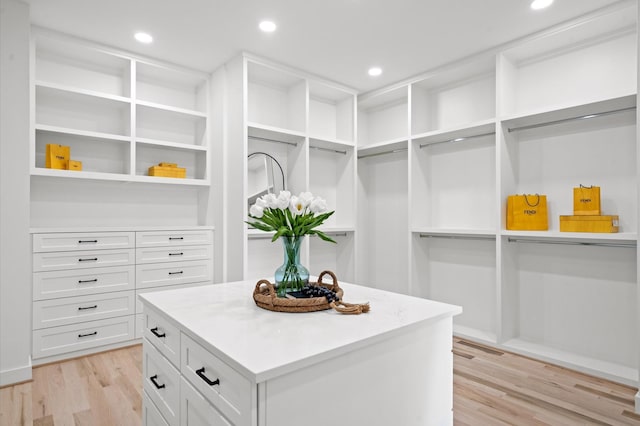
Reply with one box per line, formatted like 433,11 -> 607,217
78,305 -> 98,311
149,375 -> 166,389
78,240 -> 98,244
150,327 -> 166,338
196,367 -> 219,386
78,331 -> 97,338
78,258 -> 98,262
168,252 -> 184,256
169,237 -> 184,240
78,278 -> 98,284
168,271 -> 183,275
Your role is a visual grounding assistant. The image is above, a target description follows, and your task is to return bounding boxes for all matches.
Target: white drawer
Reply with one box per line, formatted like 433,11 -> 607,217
136,282 -> 210,314
33,249 -> 134,272
181,376 -> 233,426
33,291 -> 135,329
136,245 -> 213,264
143,391 -> 170,426
33,232 -> 135,252
181,334 -> 251,426
136,230 -> 213,248
143,309 -> 180,368
33,265 -> 135,301
136,260 -> 212,290
32,315 -> 134,359
143,340 -> 180,426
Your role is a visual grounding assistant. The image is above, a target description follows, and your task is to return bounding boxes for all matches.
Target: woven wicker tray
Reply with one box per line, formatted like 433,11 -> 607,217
253,270 -> 369,315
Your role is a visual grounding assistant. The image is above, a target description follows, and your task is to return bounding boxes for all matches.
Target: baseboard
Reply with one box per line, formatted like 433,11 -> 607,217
0,357 -> 32,387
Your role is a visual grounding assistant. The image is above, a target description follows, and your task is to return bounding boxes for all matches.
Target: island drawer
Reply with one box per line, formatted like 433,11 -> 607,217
136,259 -> 212,289
33,265 -> 135,300
33,249 -> 135,272
33,232 -> 135,252
136,245 -> 213,264
181,334 -> 251,426
143,339 -> 180,426
33,290 -> 135,329
143,391 -> 170,426
181,376 -> 232,426
136,230 -> 213,248
143,309 -> 180,368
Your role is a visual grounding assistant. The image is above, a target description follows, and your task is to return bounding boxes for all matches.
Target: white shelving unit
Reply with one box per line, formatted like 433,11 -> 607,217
223,54 -> 358,283
31,29 -> 210,186
358,1 -> 640,390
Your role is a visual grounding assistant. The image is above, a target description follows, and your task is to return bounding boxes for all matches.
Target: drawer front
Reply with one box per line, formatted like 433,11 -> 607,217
33,266 -> 135,301
136,245 -> 213,264
143,391 -> 170,426
136,260 -> 212,290
181,334 -> 251,426
32,315 -> 134,359
33,232 -> 135,252
143,340 -> 180,426
33,291 -> 135,329
33,249 -> 134,272
136,282 -> 210,314
136,230 -> 213,248
181,377 -> 233,426
143,309 -> 180,368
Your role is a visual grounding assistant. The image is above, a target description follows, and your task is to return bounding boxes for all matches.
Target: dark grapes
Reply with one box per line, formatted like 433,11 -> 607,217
301,285 -> 338,303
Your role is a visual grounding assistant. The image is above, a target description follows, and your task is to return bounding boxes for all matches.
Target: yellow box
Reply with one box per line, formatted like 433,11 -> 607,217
559,215 -> 619,233
158,162 -> 178,168
148,165 -> 186,178
68,160 -> 82,171
45,144 -> 70,169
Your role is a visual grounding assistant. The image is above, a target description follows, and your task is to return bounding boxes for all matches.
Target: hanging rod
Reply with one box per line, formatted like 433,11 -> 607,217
358,147 -> 408,159
248,232 -> 348,240
507,237 -> 636,249
419,234 -> 494,241
310,145 -> 347,155
310,232 -> 348,238
419,131 -> 496,149
507,106 -> 636,133
249,135 -> 298,147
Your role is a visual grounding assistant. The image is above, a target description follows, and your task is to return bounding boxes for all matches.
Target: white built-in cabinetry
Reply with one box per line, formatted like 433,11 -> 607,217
31,28 -> 209,185
222,54 -> 358,283
357,1 -> 639,388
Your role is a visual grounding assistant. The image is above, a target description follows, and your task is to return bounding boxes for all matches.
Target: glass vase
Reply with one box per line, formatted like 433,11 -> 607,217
274,235 -> 309,297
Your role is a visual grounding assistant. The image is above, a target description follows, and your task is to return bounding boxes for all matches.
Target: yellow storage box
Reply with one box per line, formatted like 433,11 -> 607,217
68,160 -> 82,171
559,215 -> 619,233
148,165 -> 186,178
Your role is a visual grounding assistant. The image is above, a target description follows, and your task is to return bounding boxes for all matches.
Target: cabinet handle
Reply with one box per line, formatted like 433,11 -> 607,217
169,237 -> 184,241
78,278 -> 98,284
78,305 -> 98,311
78,258 -> 98,262
168,252 -> 184,256
168,271 -> 183,275
195,367 -> 219,386
150,327 -> 166,338
149,374 -> 166,390
78,331 -> 97,338
78,240 -> 98,244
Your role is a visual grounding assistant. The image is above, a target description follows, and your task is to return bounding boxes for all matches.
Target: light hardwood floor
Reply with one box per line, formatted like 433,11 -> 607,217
1,340 -> 639,425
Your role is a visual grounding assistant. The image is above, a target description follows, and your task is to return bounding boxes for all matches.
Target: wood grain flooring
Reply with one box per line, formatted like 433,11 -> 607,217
0,339 -> 638,425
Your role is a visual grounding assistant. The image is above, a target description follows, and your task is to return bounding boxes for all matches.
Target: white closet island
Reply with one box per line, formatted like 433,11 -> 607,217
139,280 -> 461,426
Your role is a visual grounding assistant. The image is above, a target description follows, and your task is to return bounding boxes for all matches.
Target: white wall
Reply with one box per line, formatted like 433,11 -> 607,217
0,0 -> 32,385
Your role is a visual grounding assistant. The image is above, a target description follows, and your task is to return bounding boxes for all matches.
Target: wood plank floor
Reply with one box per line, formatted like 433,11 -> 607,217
1,339 -> 639,425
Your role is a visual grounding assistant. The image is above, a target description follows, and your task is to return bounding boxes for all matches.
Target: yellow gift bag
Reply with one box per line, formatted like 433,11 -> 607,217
507,194 -> 549,230
573,185 -> 600,216
45,144 -> 70,170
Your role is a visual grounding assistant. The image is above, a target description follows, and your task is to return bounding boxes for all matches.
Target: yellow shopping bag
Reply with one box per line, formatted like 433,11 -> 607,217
507,194 -> 549,231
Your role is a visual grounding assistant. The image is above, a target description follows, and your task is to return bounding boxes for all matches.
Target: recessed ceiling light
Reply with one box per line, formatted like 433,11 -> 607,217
134,32 -> 153,44
368,67 -> 382,77
259,21 -> 277,32
530,0 -> 553,10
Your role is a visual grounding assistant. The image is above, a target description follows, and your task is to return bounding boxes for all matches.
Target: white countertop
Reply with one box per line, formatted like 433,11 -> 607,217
140,280 -> 462,383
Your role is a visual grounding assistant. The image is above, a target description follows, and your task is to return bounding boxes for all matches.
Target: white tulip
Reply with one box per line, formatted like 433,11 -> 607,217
276,190 -> 291,209
309,197 -> 327,214
263,193 -> 278,209
289,196 -> 304,216
250,204 -> 264,218
256,197 -> 268,208
298,191 -> 314,208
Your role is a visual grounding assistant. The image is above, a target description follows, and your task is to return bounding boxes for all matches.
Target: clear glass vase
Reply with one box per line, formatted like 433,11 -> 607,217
274,235 -> 309,297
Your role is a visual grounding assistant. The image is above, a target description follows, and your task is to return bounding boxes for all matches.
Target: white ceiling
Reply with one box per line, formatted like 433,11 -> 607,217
24,0 -> 628,93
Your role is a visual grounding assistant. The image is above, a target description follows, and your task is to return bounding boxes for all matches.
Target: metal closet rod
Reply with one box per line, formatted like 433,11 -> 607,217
419,131 -> 496,149
248,232 -> 348,240
506,106 -> 636,133
507,237 -> 636,249
249,136 -> 298,147
310,146 -> 347,155
419,234 -> 494,241
358,147 -> 408,159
